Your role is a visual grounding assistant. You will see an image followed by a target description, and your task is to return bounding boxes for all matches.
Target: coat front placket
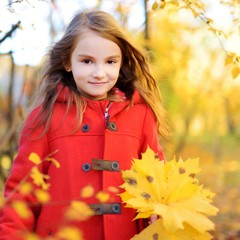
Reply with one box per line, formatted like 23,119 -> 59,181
101,105 -> 139,240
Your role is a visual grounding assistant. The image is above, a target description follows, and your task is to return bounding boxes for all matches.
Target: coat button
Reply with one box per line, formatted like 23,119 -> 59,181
112,203 -> 121,214
107,122 -> 117,131
82,163 -> 91,172
82,124 -> 90,132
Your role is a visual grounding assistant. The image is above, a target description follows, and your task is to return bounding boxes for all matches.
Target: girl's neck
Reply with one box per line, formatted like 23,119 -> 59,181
77,89 -> 108,101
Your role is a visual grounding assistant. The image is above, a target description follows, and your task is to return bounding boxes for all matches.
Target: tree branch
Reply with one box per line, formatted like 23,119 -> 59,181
0,21 -> 21,45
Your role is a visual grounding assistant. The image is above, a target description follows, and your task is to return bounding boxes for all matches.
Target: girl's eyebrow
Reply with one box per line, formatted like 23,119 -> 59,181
106,55 -> 122,59
77,54 -> 92,58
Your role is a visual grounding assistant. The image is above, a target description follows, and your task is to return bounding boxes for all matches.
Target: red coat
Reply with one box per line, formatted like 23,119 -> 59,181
0,86 -> 164,240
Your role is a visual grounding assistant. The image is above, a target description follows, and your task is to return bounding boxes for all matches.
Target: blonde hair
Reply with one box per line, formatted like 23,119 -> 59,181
29,9 -> 170,138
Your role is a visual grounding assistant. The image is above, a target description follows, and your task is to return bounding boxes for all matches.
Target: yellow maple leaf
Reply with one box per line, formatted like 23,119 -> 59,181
132,146 -> 159,174
45,157 -> 61,168
80,185 -> 94,198
231,67 -> 240,79
225,55 -> 234,65
172,157 -> 201,176
196,186 -> 216,203
152,1 -> 159,11
190,8 -> 199,18
119,191 -> 137,209
56,226 -> 83,240
96,191 -> 110,203
12,200 -> 32,219
34,189 -> 50,203
153,198 -> 217,232
19,182 -> 33,195
64,201 -> 94,221
131,218 -> 213,240
30,167 -> 50,190
108,186 -> 120,193
29,153 -> 41,165
22,232 -> 40,240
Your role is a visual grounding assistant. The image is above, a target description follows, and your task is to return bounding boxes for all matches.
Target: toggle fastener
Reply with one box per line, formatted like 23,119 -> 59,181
92,159 -> 120,171
89,203 -> 121,215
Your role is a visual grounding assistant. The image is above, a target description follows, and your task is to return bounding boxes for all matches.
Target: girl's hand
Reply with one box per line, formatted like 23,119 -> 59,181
148,214 -> 158,225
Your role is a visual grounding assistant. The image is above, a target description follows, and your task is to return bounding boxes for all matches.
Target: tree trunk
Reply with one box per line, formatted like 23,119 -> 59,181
143,0 -> 149,40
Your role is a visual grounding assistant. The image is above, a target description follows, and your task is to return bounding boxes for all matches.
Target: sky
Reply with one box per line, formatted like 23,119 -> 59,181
0,0 -> 144,66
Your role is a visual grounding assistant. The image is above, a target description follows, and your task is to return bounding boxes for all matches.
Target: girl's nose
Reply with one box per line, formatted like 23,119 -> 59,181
92,65 -> 106,78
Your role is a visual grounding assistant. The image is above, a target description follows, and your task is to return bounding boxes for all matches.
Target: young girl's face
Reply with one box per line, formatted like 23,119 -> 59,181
69,30 -> 122,100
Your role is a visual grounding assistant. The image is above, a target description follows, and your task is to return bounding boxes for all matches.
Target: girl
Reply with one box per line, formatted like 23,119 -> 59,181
0,9 -> 169,240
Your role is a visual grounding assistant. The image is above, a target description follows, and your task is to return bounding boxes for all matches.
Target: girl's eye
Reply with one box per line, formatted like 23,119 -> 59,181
107,60 -> 116,64
81,59 -> 92,64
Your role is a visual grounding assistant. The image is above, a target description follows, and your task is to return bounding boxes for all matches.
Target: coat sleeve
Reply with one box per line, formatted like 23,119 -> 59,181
139,105 -> 165,161
0,109 -> 49,239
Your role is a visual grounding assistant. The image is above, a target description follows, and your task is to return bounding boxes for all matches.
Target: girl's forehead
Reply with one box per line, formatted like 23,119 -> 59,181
78,29 -> 101,38
75,30 -> 119,47
72,31 -> 122,57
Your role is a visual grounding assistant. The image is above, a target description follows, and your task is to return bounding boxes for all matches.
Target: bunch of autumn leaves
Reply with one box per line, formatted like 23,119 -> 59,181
0,148 -> 219,240
120,147 -> 219,240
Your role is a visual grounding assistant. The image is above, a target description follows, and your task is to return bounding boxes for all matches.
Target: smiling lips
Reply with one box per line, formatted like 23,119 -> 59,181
89,81 -> 108,85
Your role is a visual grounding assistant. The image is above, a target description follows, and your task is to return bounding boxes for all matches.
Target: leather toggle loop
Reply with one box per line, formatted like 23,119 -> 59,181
92,159 -> 120,172
89,203 -> 121,215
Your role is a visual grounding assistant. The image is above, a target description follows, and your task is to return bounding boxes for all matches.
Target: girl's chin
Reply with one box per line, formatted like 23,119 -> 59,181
77,89 -> 107,100
84,93 -> 107,100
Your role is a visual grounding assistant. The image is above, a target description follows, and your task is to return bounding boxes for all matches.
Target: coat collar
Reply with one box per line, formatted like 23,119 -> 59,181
56,84 -> 143,116
56,84 -> 143,104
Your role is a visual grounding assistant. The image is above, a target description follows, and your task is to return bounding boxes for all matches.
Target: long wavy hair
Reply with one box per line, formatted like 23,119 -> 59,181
29,9 -> 170,138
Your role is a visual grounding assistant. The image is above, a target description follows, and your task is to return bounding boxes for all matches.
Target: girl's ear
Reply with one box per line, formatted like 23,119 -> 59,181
65,66 -> 72,72
63,59 -> 71,72
64,64 -> 72,72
